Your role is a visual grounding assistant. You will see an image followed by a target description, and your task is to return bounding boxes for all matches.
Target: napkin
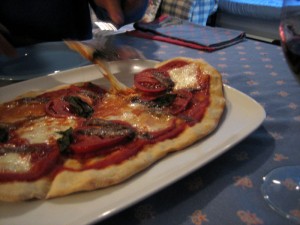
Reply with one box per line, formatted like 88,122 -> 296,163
128,15 -> 246,52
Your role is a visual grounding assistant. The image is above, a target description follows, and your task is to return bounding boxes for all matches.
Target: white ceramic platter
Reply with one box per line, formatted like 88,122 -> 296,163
0,60 -> 265,225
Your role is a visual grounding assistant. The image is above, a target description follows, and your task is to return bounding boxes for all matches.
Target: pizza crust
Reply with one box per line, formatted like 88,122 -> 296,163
0,178 -> 50,202
0,57 -> 225,202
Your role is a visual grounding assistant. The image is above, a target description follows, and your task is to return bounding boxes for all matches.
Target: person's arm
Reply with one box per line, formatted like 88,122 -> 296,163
0,23 -> 17,57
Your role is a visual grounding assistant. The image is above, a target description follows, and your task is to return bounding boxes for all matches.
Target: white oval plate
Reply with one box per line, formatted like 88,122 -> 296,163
0,60 -> 265,225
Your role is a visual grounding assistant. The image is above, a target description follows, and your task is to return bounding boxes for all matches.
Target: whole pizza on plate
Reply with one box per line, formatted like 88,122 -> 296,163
0,43 -> 225,202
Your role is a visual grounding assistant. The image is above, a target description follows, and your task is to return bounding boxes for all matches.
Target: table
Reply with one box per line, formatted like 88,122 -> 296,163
94,33 -> 300,225
0,32 -> 299,225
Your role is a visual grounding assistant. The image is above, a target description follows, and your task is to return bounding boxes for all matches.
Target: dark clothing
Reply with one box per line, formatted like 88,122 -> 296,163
0,0 -> 93,46
0,0 -> 149,47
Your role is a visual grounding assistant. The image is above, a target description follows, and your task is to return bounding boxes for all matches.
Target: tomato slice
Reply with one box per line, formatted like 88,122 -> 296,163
134,68 -> 171,93
0,144 -> 60,182
184,93 -> 210,125
70,135 -> 128,154
45,96 -> 94,118
169,90 -> 193,115
158,60 -> 189,71
45,98 -> 72,118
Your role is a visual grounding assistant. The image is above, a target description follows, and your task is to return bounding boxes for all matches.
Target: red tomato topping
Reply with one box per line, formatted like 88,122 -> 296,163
169,90 -> 193,115
45,98 -> 72,118
86,139 -> 146,170
184,92 -> 210,125
0,144 -> 60,182
158,60 -> 189,71
45,96 -> 94,118
197,74 -> 210,94
134,68 -> 170,93
70,120 -> 136,154
70,135 -> 128,154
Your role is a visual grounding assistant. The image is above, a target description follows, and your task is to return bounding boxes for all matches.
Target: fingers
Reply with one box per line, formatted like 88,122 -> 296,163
94,0 -> 124,26
0,33 -> 17,57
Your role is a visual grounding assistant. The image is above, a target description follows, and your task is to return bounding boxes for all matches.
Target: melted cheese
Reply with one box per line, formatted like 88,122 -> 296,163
94,94 -> 174,133
65,41 -> 131,93
168,63 -> 199,90
0,101 -> 45,123
94,58 -> 131,93
107,104 -> 173,132
16,117 -> 77,144
0,153 -> 31,173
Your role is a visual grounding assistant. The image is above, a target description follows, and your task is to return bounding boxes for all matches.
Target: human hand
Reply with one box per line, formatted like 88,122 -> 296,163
0,33 -> 17,57
94,0 -> 124,25
93,0 -> 148,26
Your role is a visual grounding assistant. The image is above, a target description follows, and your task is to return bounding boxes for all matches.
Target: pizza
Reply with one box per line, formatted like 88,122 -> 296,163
0,43 -> 225,202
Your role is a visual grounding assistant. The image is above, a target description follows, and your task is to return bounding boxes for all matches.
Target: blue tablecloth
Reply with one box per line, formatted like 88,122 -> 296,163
95,32 -> 300,225
0,25 -> 298,225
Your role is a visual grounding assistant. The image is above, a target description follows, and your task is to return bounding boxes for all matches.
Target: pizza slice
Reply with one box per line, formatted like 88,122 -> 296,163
0,43 -> 225,202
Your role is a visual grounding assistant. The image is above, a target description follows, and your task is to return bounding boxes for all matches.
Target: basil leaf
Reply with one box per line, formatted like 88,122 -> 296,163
0,127 -> 8,143
57,128 -> 74,155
